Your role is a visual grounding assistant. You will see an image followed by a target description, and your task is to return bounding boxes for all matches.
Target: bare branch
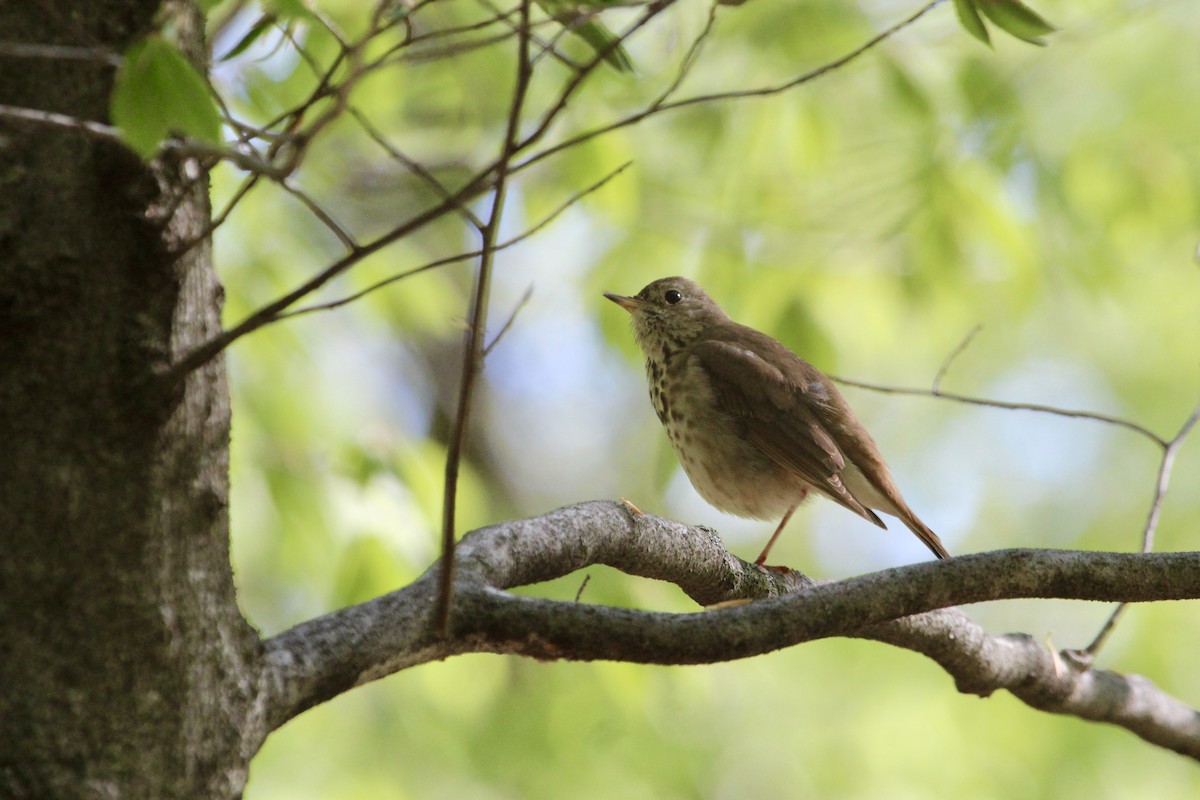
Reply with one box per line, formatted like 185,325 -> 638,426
574,574 -> 592,603
402,5 -> 522,48
651,0 -> 722,107
280,179 -> 359,250
859,606 -> 1200,760
173,0 -> 924,377
484,284 -> 534,356
849,338 -> 1200,661
177,172 -> 260,257
349,106 -> 486,231
515,2 -> 670,157
1083,394 -> 1200,656
832,376 -> 1168,447
0,103 -> 290,179
472,0 -> 577,73
1137,396 -> 1200,553
0,102 -> 123,141
436,0 -> 535,635
393,29 -> 519,65
261,500 -> 1200,758
513,0 -> 940,174
250,162 -> 632,323
0,41 -> 122,65
932,324 -> 982,393
166,180 -> 480,381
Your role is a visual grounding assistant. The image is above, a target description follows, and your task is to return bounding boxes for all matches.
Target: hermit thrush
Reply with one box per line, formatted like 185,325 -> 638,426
605,276 -> 950,565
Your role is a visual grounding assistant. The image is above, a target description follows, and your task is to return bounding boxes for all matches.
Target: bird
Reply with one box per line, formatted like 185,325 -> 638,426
604,276 -> 950,566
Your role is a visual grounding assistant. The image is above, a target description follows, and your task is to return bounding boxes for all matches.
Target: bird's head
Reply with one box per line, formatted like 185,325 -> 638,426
604,276 -> 728,352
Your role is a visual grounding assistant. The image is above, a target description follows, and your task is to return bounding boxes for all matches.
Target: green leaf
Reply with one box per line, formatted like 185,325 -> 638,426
219,13 -> 279,61
568,19 -> 635,73
264,0 -> 317,19
111,36 -> 222,158
953,0 -> 991,47
534,0 -> 635,73
977,0 -> 1056,46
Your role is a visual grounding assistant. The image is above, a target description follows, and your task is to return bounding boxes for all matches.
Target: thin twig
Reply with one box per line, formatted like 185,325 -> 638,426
515,2 -> 671,156
171,4 -> 926,375
513,0 -> 940,174
282,251 -> 481,320
0,103 -> 123,141
402,6 -> 522,48
1078,604 -> 1129,661
255,8 -> 399,175
574,573 -> 592,603
269,31 -> 362,178
261,161 -> 631,322
1083,395 -> 1200,657
176,172 -> 261,258
932,324 -> 982,393
855,336 -> 1199,660
0,41 -> 122,65
391,28 -> 521,65
435,0 -> 534,637
281,179 -> 359,251
349,105 -> 486,231
313,8 -> 351,51
167,179 -> 478,381
369,3 -> 557,70
1138,399 -> 1200,554
527,15 -> 583,72
650,0 -> 721,107
833,376 -> 1167,447
484,284 -> 534,356
0,103 -> 286,176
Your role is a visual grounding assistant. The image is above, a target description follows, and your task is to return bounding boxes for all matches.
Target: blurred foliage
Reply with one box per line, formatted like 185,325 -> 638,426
204,0 -> 1200,795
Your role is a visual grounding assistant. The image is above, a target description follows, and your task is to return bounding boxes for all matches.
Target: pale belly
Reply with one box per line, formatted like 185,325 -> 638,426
653,355 -> 811,521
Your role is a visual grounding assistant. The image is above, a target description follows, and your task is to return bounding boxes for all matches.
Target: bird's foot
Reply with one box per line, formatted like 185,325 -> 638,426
618,497 -> 644,516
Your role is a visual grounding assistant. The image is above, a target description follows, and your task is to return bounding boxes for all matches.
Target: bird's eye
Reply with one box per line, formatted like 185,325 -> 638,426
664,290 -> 682,305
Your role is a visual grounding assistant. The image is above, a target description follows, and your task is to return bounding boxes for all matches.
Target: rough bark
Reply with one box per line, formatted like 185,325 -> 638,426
2,3 -> 1199,795
0,2 -> 263,797
263,501 -> 1200,760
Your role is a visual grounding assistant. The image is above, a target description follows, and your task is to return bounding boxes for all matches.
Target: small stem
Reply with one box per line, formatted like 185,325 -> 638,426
435,0 -> 534,636
484,285 -> 534,356
1084,394 -> 1200,656
932,324 -> 982,393
833,376 -> 1167,447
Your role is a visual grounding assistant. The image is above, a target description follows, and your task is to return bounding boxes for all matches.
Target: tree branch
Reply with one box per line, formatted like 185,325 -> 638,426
512,0 -> 940,175
260,500 -> 1200,759
833,375 -> 1167,446
168,1 -> 920,378
435,0 -> 535,635
276,160 -> 631,321
1082,394 -> 1200,656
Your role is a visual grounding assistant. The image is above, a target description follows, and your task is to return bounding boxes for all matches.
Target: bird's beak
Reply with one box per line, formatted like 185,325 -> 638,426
604,292 -> 643,314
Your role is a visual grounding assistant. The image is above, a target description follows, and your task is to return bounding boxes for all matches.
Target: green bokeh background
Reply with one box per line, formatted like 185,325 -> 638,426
208,0 -> 1200,795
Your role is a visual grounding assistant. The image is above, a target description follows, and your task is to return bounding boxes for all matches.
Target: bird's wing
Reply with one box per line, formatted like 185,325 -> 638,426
691,339 -> 886,529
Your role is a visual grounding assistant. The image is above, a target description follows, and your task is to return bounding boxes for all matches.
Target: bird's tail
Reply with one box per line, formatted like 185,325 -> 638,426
900,512 -> 951,560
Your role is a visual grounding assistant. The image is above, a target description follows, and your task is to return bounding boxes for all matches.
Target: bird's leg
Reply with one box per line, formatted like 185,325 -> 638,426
754,502 -> 799,566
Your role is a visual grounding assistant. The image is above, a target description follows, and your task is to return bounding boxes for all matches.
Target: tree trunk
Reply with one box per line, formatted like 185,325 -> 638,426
0,2 -> 262,796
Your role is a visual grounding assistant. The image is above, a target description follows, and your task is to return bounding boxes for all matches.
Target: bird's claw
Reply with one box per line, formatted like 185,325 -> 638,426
618,497 -> 644,516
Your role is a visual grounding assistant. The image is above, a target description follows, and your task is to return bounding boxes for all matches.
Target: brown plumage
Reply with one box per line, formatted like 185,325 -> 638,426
605,276 -> 950,565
